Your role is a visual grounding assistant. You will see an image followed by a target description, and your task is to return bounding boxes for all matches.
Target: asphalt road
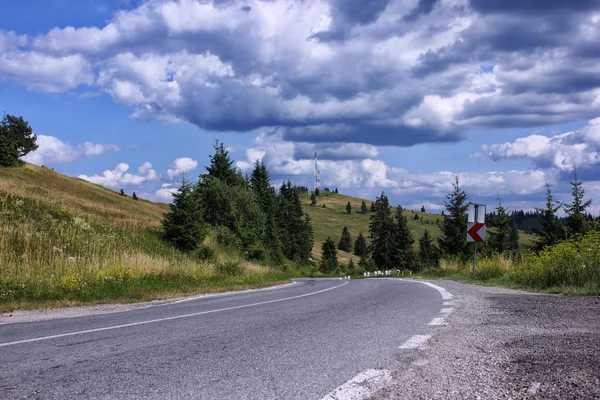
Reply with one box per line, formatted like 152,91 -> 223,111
0,278 -> 449,399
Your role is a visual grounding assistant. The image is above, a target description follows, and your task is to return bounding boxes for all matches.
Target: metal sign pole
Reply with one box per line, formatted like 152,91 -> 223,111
472,205 -> 478,278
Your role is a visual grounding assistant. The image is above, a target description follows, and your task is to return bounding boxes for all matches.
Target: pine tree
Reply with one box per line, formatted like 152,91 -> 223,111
509,218 -> 519,251
310,193 -> 317,205
564,168 -> 592,236
334,188 -> 338,194
418,229 -> 439,269
346,201 -> 352,214
338,226 -> 352,252
370,201 -> 376,212
537,182 -> 563,248
250,161 -> 281,258
394,206 -> 414,269
162,177 -> 205,252
421,205 -> 426,213
489,195 -> 511,254
321,237 -> 338,273
438,176 -> 469,259
132,192 -> 138,201
315,188 -> 320,196
119,189 -> 126,196
0,114 -> 38,167
369,192 -> 397,269
361,201 -> 368,214
203,139 -> 245,187
353,233 -> 368,257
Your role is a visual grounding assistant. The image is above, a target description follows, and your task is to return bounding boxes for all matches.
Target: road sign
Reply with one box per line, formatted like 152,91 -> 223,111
467,222 -> 486,243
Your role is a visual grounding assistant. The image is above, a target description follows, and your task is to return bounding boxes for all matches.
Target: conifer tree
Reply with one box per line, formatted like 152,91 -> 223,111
438,176 -> 469,259
361,201 -> 368,214
119,189 -> 126,196
338,226 -> 352,252
250,161 -> 281,258
418,229 -> 438,269
489,195 -> 511,254
346,201 -> 352,214
315,188 -> 320,196
369,192 -> 397,269
394,206 -> 414,269
310,192 -> 317,205
509,218 -> 520,251
321,237 -> 338,273
132,192 -> 138,201
354,233 -> 368,257
421,205 -> 426,213
162,177 -> 205,252
537,182 -> 563,248
334,188 -> 338,194
0,114 -> 38,167
564,168 -> 592,236
370,201 -> 376,212
203,139 -> 245,187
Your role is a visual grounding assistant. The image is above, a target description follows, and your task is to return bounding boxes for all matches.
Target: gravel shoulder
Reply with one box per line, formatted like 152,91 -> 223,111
375,280 -> 600,400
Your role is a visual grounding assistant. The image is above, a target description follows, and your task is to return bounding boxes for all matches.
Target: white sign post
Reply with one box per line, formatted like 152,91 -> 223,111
467,203 -> 486,277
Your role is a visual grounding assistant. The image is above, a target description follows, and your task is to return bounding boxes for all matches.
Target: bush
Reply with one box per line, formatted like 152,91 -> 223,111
216,261 -> 243,277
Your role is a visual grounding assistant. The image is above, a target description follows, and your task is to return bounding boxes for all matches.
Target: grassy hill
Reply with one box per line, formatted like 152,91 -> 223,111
0,164 -> 287,311
302,191 -> 538,263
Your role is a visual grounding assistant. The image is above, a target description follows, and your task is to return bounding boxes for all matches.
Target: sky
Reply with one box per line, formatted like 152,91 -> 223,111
1,0 -> 600,213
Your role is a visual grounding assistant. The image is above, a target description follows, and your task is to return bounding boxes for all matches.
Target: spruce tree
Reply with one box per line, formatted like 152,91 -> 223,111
438,176 -> 469,259
370,201 -> 376,212
321,237 -> 338,273
162,177 -> 205,252
315,188 -> 320,196
310,193 -> 317,205
338,226 -> 352,252
354,233 -> 368,257
418,229 -> 438,269
394,206 -> 414,269
346,201 -> 352,214
489,196 -> 511,254
203,139 -> 245,187
119,189 -> 126,196
369,192 -> 397,269
564,168 -> 592,236
537,182 -> 563,248
361,201 -> 368,214
421,205 -> 426,213
509,218 -> 519,251
132,192 -> 138,201
250,161 -> 281,258
334,188 -> 338,194
0,114 -> 38,167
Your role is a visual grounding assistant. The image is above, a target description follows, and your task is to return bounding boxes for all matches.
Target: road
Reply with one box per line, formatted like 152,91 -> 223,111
0,278 -> 453,399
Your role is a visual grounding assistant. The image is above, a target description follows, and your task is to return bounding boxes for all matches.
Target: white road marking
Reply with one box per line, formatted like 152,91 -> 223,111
320,369 -> 392,400
166,280 -> 298,305
399,334 -> 431,349
443,301 -> 455,306
440,308 -> 454,314
0,282 -> 349,348
381,278 -> 454,300
428,317 -> 447,326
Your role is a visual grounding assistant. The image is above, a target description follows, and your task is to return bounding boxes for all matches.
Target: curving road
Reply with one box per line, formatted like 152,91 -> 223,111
0,278 -> 453,399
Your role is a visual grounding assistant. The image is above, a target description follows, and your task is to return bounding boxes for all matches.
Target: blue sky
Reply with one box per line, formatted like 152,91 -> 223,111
1,0 -> 599,213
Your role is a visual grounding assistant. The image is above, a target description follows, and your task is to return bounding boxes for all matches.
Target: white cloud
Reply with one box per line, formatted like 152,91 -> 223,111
474,119 -> 600,172
22,135 -> 119,165
154,187 -> 178,203
167,157 -> 198,179
78,162 -> 159,188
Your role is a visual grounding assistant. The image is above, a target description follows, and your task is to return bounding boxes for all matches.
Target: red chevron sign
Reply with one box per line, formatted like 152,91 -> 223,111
467,222 -> 486,243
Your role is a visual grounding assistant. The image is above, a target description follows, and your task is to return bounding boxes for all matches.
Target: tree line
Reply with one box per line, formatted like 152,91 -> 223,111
163,141 -> 314,264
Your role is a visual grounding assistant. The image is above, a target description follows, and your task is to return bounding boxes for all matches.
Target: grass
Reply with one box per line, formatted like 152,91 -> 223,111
0,163 -> 292,312
302,191 -> 539,263
419,231 -> 600,295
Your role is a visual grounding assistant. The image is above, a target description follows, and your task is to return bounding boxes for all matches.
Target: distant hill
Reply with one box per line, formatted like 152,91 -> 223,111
301,191 -> 538,263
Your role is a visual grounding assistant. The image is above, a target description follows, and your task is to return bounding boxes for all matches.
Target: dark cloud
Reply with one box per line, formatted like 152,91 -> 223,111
469,0 -> 600,14
293,142 -> 378,160
403,0 -> 439,21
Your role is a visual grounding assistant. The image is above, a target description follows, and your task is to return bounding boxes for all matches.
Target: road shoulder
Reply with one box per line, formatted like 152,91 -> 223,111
375,280 -> 600,399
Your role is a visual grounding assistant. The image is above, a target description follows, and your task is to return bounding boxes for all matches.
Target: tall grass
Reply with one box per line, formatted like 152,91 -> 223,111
0,191 -> 288,311
423,231 -> 600,294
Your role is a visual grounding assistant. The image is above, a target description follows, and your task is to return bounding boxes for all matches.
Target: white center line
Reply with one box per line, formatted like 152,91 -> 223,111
0,281 -> 349,348
428,317 -> 447,326
399,334 -> 432,350
440,307 -> 454,314
320,369 -> 392,400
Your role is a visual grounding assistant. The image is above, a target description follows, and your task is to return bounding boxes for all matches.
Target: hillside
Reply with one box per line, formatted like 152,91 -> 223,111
0,164 -> 286,311
301,191 -> 538,263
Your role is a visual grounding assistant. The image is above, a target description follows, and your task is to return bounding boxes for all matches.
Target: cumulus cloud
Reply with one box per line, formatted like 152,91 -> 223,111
154,187 -> 177,203
22,135 -> 119,165
78,162 -> 159,188
474,118 -> 600,172
3,1 -> 600,146
167,157 -> 198,179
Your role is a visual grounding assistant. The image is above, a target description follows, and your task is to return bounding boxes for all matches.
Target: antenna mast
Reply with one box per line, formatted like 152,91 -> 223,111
314,152 -> 320,192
